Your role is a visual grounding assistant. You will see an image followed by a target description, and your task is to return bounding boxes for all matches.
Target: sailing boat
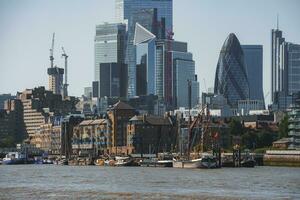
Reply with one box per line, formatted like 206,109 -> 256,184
173,82 -> 207,169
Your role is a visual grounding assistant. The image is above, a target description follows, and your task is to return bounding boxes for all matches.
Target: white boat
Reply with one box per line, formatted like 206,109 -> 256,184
2,152 -> 26,165
172,158 -> 202,169
156,160 -> 173,167
115,156 -> 136,166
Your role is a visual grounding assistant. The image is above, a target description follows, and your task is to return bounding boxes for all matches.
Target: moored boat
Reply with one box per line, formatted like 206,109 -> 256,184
201,155 -> 217,169
94,159 -> 105,166
115,156 -> 136,166
241,158 -> 256,168
155,159 -> 173,167
2,152 -> 25,165
172,158 -> 202,169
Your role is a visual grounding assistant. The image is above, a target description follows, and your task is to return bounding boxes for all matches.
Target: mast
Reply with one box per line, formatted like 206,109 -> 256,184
187,80 -> 192,159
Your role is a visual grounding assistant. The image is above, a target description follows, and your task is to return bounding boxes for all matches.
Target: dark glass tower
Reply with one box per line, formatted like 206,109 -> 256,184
115,0 -> 173,97
214,33 -> 250,107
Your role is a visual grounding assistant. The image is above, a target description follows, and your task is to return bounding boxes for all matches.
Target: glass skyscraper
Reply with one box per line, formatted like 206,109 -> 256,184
271,27 -> 300,110
94,23 -> 126,96
271,28 -> 285,103
115,0 -> 173,97
135,23 -> 156,96
282,42 -> 300,95
241,45 -> 264,105
214,33 -> 250,108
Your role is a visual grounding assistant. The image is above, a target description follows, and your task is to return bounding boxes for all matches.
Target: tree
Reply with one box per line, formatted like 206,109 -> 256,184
242,131 -> 258,149
257,131 -> 274,148
278,115 -> 289,139
229,119 -> 243,136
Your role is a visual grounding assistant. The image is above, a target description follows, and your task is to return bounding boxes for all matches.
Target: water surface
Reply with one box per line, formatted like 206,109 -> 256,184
0,165 -> 299,199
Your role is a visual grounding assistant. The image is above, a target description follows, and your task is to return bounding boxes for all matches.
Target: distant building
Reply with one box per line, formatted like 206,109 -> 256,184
0,94 -> 16,109
271,28 -> 285,103
107,101 -> 136,154
271,27 -> 300,110
92,81 -> 99,98
17,87 -> 78,144
237,99 -> 265,116
288,93 -> 300,150
48,67 -> 64,95
72,118 -> 109,157
281,42 -> 300,95
75,97 -> 98,115
201,93 -> 233,117
242,45 -> 264,105
135,22 -> 156,96
3,99 -> 25,142
99,63 -> 128,98
0,104 -> 24,147
84,87 -> 92,99
115,0 -> 173,97
214,33 -> 250,108
94,23 -> 127,97
30,123 -> 62,154
127,115 -> 176,154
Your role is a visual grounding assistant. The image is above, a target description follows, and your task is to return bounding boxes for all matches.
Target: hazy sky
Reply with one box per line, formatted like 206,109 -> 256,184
1,0 -> 300,104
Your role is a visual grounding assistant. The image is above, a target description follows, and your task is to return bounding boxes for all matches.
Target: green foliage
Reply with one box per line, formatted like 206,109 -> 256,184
278,115 -> 289,139
229,119 -> 243,136
0,135 -> 15,148
257,131 -> 274,147
241,131 -> 258,149
241,129 -> 276,150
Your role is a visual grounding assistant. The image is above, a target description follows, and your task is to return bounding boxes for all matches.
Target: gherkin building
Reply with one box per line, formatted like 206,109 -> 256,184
214,33 -> 250,107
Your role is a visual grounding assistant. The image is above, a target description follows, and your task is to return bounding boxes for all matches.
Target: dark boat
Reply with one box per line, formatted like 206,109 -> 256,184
241,159 -> 256,168
201,155 -> 217,169
241,149 -> 256,168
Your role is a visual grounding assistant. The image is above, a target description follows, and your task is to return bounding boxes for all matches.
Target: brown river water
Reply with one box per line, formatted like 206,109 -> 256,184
0,165 -> 299,199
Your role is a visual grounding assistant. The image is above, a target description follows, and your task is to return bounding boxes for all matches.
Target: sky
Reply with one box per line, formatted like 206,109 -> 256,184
0,0 -> 300,105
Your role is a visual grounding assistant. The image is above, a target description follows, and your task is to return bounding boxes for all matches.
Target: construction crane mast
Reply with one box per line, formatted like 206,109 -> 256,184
61,47 -> 69,98
50,33 -> 55,68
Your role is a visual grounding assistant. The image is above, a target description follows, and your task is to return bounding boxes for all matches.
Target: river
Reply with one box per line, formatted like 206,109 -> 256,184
0,165 -> 299,199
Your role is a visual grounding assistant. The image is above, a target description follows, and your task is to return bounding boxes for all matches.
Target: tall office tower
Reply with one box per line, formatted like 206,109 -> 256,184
99,63 -> 128,98
155,39 -> 199,108
271,28 -> 285,103
94,23 -> 126,97
271,25 -> 300,110
48,67 -> 64,95
171,42 -> 199,108
280,42 -> 300,95
242,45 -> 265,106
214,33 -> 250,108
92,81 -> 99,98
174,60 -> 199,108
135,23 -> 157,96
115,0 -> 173,97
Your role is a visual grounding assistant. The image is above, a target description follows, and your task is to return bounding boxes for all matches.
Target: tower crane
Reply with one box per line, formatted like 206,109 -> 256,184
49,33 -> 55,68
61,47 -> 69,98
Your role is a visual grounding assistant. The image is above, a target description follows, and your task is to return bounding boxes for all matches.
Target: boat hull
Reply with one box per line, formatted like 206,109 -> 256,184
2,159 -> 25,165
241,160 -> 256,168
173,159 -> 202,169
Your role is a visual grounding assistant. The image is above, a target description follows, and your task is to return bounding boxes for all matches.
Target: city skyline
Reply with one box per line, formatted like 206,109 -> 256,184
1,0 -> 300,105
